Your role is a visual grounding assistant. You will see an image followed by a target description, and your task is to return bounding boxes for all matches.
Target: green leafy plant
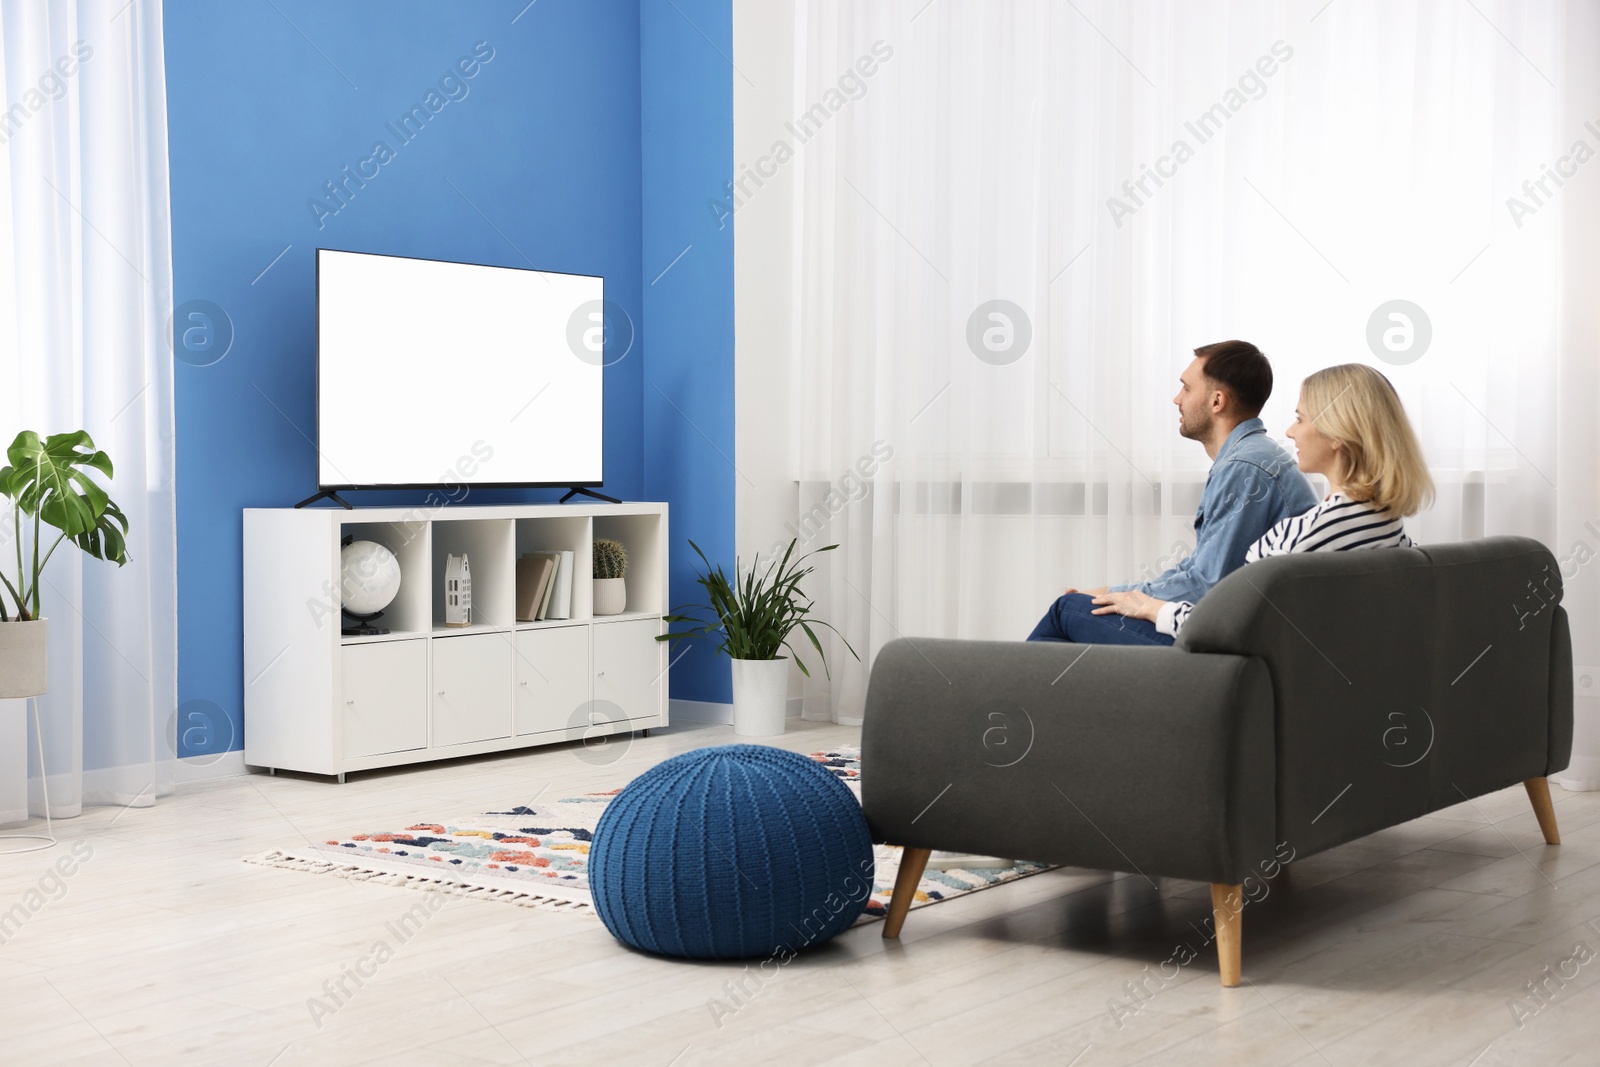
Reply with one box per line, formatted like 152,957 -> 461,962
658,539 -> 857,678
593,538 -> 628,580
0,430 -> 129,622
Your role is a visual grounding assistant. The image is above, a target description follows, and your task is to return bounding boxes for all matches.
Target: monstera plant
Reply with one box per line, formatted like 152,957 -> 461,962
0,431 -> 129,699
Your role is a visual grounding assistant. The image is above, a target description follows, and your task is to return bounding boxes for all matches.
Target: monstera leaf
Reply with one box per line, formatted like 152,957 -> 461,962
0,430 -> 129,620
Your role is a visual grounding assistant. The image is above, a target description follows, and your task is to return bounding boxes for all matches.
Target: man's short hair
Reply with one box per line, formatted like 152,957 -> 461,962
1194,340 -> 1272,418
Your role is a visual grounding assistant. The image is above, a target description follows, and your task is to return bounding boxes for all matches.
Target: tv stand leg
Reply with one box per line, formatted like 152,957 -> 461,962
560,487 -> 621,505
295,489 -> 354,510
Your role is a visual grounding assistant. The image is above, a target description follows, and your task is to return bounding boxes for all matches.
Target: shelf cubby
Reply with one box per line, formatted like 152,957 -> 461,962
594,512 -> 663,615
431,518 -> 515,630
513,514 -> 592,621
338,520 -> 431,640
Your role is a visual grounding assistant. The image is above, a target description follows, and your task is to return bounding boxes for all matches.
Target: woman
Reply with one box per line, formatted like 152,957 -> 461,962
1091,363 -> 1434,636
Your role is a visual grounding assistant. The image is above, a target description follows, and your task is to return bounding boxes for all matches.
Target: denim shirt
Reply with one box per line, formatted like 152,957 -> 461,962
1109,418 -> 1318,605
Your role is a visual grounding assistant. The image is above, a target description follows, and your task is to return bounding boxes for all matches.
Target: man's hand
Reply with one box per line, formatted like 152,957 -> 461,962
1063,585 -> 1109,596
1091,590 -> 1164,622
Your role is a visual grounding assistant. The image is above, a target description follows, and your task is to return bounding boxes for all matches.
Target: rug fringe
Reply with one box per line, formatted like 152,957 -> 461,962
244,849 -> 594,912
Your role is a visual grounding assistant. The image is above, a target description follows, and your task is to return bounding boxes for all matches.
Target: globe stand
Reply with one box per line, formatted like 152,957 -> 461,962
341,609 -> 390,637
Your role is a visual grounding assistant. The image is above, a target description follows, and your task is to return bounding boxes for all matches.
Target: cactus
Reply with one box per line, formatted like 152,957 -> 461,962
593,538 -> 628,580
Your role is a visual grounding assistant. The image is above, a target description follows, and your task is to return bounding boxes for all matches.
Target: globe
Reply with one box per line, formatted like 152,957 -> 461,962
341,540 -> 401,616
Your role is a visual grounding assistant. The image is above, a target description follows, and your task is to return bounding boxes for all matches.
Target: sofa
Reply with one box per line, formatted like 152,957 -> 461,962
860,536 -> 1572,985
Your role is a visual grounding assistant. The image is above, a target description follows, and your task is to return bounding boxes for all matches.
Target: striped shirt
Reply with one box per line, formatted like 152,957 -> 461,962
1156,494 -> 1414,636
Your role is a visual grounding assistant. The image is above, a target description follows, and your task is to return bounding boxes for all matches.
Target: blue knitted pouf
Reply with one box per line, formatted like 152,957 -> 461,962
589,744 -> 875,960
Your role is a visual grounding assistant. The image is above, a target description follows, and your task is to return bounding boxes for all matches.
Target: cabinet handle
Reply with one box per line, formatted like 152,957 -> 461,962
345,699 -> 355,705
437,690 -> 445,696
597,671 -> 606,678
519,680 -> 529,687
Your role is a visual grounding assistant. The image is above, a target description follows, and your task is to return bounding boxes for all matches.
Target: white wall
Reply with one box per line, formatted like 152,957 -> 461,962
733,0 -> 799,563
733,0 -> 807,714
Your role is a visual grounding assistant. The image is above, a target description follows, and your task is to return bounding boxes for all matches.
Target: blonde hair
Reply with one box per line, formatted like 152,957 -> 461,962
1300,364 -> 1434,517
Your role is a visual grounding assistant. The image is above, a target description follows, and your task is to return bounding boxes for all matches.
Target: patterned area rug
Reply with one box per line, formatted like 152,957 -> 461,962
245,748 -> 1051,920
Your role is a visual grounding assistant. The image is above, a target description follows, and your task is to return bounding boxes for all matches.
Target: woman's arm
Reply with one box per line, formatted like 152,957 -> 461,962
1090,590 -> 1165,622
1091,591 -> 1196,637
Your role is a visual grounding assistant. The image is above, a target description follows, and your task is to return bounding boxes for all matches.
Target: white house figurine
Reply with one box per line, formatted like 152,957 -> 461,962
444,553 -> 472,626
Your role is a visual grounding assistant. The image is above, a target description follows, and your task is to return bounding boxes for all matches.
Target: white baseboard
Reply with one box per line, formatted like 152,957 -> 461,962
176,749 -> 251,782
668,697 -> 806,726
670,699 -> 733,724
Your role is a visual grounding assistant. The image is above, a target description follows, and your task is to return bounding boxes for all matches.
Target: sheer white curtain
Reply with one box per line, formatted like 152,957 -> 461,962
737,0 -> 1592,753
1553,0 -> 1600,791
0,0 -> 176,819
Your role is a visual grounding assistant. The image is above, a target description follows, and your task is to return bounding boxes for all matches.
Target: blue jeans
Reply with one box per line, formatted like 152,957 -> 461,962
1026,592 -> 1175,646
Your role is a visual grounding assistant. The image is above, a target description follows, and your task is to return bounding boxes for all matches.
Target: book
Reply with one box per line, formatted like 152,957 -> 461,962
536,552 -> 560,620
515,555 -> 555,622
548,549 -> 574,620
520,550 -> 563,620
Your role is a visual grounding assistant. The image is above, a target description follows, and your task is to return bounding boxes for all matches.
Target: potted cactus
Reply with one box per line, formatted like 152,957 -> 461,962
0,430 -> 129,698
592,537 -> 628,616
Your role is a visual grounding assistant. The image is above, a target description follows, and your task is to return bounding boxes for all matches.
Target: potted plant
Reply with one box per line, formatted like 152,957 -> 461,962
0,431 -> 129,698
593,537 -> 628,616
660,539 -> 856,736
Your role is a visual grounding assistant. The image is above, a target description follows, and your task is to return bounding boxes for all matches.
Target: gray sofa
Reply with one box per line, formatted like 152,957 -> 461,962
860,536 -> 1572,985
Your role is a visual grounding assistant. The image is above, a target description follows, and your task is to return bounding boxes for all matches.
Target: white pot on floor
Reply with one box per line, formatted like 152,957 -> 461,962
0,619 -> 49,699
731,657 -> 789,736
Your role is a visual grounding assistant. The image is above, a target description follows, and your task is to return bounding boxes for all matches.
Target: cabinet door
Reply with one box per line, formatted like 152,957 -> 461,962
342,641 -> 427,758
516,626 -> 590,735
592,618 -> 663,721
431,633 -> 513,747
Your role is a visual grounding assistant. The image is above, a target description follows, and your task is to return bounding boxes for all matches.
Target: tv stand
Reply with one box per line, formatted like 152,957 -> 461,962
295,489 -> 354,510
560,487 -> 621,504
242,502 -> 669,780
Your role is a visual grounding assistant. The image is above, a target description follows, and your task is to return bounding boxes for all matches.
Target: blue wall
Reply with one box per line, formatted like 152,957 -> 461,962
641,0 -> 735,704
165,0 -> 732,756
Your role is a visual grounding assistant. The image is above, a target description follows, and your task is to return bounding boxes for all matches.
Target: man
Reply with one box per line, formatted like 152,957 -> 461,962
1027,340 -> 1317,646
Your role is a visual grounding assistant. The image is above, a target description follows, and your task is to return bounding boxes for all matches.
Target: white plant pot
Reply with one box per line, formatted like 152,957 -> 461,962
593,577 -> 627,616
0,619 -> 48,699
731,657 -> 789,737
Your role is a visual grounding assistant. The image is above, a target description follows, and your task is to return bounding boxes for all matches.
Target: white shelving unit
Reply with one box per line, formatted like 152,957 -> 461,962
243,502 -> 668,781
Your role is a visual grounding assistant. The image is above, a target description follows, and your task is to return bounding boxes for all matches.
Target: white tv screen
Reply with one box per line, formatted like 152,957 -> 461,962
316,249 -> 604,489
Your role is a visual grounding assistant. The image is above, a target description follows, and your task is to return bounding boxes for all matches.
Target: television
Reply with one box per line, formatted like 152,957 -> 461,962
312,248 -> 606,500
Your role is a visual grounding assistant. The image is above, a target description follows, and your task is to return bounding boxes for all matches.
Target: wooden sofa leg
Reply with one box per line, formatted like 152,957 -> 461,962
883,847 -> 932,939
1210,883 -> 1242,987
1525,777 -> 1561,845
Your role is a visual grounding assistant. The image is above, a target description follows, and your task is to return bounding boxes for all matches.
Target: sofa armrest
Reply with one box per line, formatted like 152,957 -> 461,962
861,638 -> 1276,886
1549,606 -> 1573,777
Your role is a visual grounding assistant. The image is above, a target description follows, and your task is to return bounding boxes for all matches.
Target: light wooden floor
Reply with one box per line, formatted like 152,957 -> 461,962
2,719 -> 1598,1066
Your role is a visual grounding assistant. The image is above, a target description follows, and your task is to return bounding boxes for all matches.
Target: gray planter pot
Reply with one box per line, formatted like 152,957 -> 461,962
0,619 -> 48,699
